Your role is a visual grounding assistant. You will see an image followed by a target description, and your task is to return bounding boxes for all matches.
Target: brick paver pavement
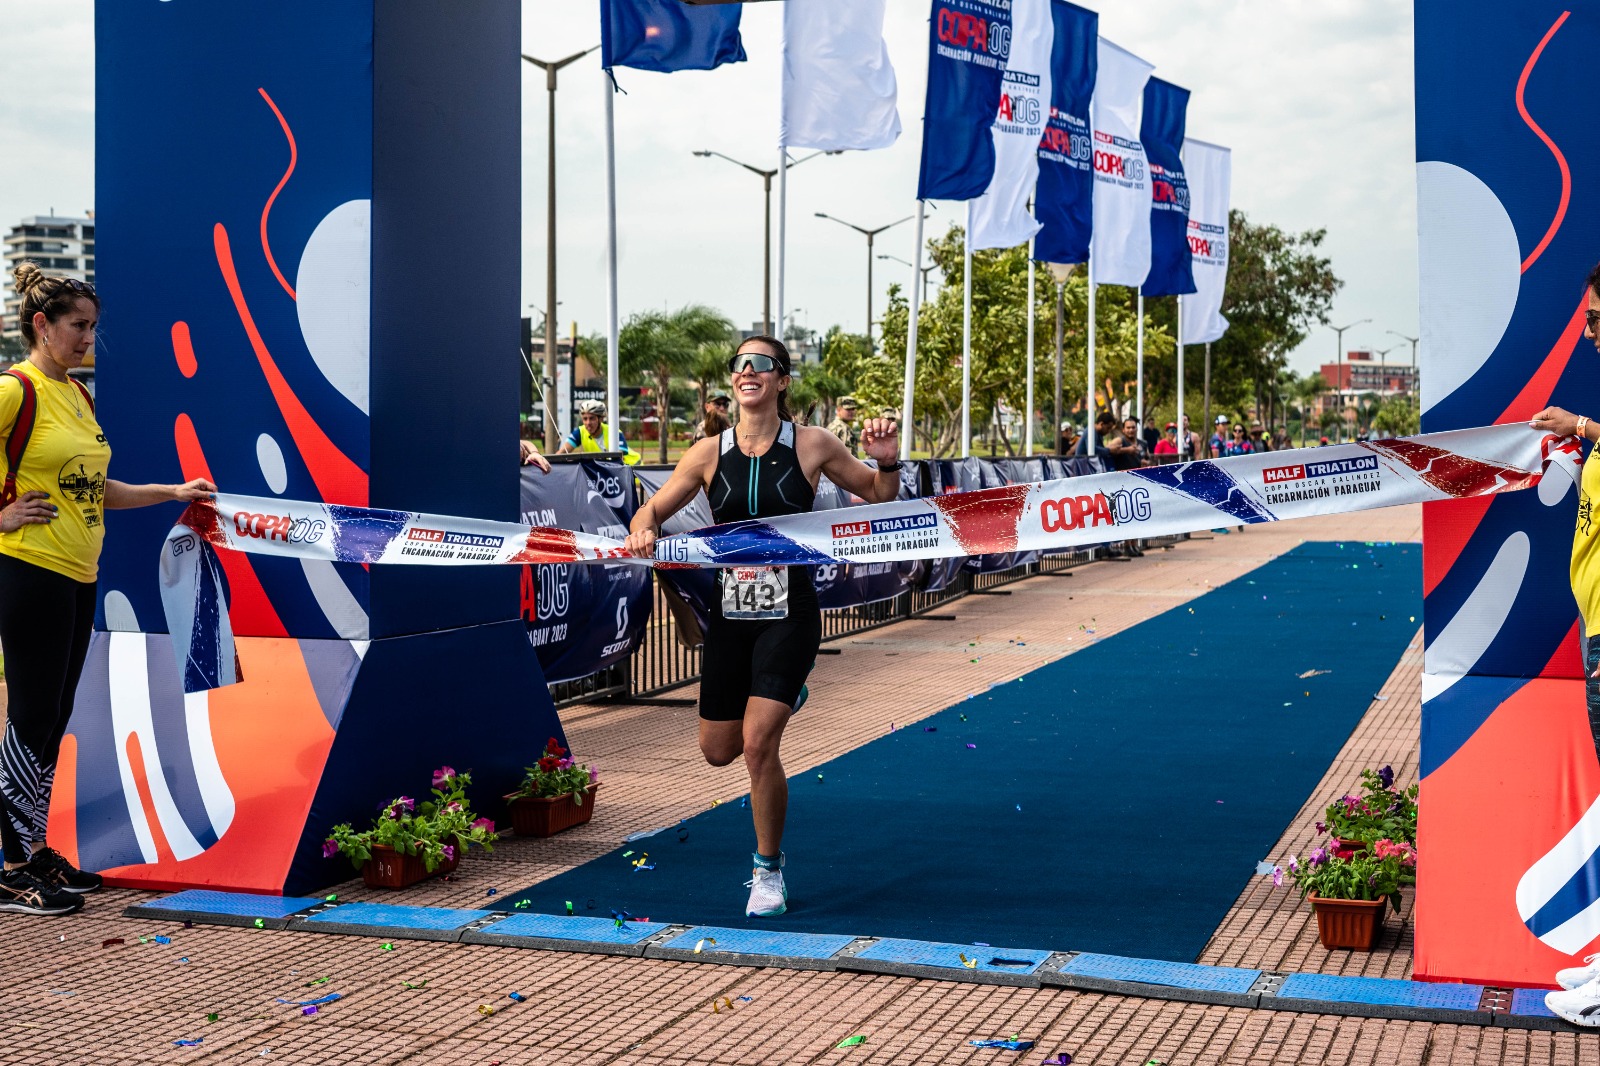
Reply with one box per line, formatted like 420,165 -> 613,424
5,505 -> 1596,1063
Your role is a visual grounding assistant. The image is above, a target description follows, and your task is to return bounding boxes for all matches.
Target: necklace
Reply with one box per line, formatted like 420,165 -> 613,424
55,377 -> 84,419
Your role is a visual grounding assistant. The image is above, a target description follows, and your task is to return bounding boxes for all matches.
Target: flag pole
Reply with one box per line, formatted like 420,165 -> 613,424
900,199 -> 925,461
1025,235 -> 1036,456
962,200 -> 974,459
776,144 -> 788,345
1135,291 -> 1145,428
1176,295 -> 1186,458
1085,256 -> 1096,453
603,69 -> 621,451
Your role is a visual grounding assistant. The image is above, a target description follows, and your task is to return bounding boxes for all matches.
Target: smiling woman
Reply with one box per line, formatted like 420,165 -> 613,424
0,263 -> 216,918
623,333 -> 902,919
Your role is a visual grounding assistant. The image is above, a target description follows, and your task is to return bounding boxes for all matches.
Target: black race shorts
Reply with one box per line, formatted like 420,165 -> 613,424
698,568 -> 821,721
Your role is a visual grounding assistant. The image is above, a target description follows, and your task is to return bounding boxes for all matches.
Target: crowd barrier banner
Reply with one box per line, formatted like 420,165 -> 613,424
518,461 -> 652,684
633,467 -> 720,638
162,424 -> 1576,694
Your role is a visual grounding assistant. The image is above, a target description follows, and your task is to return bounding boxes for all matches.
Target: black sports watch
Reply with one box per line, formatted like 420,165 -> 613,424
877,459 -> 902,473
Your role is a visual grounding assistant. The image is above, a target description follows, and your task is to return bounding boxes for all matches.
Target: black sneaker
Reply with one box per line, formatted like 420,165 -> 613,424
26,846 -> 103,894
0,866 -> 82,915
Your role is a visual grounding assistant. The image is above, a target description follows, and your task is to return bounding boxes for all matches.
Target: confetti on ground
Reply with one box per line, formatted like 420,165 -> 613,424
305,977 -> 331,987
694,938 -> 717,954
153,935 -> 173,945
477,1004 -> 496,1017
179,957 -> 190,964
565,901 -> 574,915
276,994 -> 342,1007
379,943 -> 395,951
325,895 -> 337,902
966,743 -> 977,749
173,1039 -> 203,1047
817,773 -> 824,782
205,1013 -> 220,1023
101,938 -> 124,949
300,1007 -> 318,1017
958,953 -> 978,969
969,1038 -> 1035,1050
711,996 -> 735,1014
182,921 -> 194,929
923,726 -> 937,732
49,990 -> 73,996
836,1035 -> 867,1049
486,888 -> 497,897
1042,1055 -> 1073,1065
1297,669 -> 1331,679
253,920 -> 265,929
401,980 -> 428,990
515,900 -> 531,909
508,992 -> 526,1002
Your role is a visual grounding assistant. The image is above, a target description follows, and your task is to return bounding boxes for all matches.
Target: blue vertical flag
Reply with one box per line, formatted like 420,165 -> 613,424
916,0 -> 1014,201
1139,78 -> 1196,296
1032,1 -> 1097,264
601,0 -> 746,73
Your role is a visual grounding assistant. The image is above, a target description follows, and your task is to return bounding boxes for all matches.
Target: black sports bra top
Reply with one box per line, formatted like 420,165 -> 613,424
708,422 -> 815,525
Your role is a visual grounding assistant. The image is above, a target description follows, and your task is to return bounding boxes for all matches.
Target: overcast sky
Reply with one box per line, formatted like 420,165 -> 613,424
0,1 -> 1417,375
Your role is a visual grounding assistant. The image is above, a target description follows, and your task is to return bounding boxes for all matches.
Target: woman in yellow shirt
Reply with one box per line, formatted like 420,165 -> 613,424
0,264 -> 214,917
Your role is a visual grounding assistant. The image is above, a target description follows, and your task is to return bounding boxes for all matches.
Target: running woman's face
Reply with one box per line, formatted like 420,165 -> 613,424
1587,289 -> 1600,352
730,343 -> 788,413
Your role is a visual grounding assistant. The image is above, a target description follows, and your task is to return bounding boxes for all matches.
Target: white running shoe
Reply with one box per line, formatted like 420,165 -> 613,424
1557,954 -> 1600,990
745,867 -> 788,917
1545,975 -> 1600,1027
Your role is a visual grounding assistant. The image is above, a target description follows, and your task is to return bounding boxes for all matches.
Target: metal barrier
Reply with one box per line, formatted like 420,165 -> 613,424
540,452 -> 1184,706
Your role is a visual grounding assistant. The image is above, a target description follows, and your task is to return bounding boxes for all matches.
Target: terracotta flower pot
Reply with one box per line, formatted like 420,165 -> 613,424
505,783 -> 600,837
361,843 -> 459,889
1310,894 -> 1385,950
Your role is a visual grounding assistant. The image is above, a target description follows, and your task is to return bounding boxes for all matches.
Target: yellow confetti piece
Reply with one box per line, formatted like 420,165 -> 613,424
631,853 -> 650,868
711,996 -> 734,1014
693,937 -> 717,955
959,953 -> 977,969
477,1004 -> 495,1016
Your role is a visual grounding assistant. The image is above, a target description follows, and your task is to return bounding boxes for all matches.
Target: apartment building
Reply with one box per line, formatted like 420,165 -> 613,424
2,213 -> 95,348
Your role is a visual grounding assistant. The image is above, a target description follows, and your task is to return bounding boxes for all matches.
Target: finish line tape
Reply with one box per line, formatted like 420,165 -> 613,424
161,422 -> 1578,692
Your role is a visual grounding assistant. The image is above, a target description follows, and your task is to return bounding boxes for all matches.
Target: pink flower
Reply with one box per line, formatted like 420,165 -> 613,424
441,844 -> 456,862
432,766 -> 456,788
588,766 -> 599,784
446,801 -> 462,812
322,839 -> 339,858
556,757 -> 573,770
471,818 -> 495,833
1271,867 -> 1284,888
1314,821 -> 1327,835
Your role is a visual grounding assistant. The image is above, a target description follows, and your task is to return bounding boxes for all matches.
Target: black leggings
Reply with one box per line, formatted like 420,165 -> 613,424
0,554 -> 95,863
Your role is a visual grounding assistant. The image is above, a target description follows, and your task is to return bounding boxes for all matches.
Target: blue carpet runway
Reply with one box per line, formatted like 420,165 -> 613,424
496,542 -> 1420,962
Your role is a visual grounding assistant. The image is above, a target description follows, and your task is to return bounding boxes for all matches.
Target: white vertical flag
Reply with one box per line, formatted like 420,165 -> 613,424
1184,139 -> 1231,344
968,0 -> 1052,250
1089,39 -> 1155,286
780,0 -> 901,151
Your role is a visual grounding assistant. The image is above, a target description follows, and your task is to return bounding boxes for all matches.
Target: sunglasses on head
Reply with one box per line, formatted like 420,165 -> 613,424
729,352 -> 782,375
50,278 -> 96,297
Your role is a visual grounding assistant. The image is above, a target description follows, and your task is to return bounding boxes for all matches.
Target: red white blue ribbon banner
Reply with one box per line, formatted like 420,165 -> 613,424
162,423 -> 1579,693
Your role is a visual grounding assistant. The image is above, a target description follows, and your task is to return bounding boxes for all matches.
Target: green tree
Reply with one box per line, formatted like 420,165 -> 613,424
1372,393 -> 1419,437
879,225 -> 1168,456
1289,371 -> 1328,446
619,304 -> 734,462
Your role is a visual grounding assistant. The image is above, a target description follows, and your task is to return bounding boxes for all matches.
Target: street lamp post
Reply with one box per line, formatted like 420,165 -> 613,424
1388,329 -> 1420,395
695,150 -> 836,337
815,211 -> 914,354
877,253 -> 938,304
524,46 -> 598,451
1046,263 -> 1076,456
1330,317 -> 1370,444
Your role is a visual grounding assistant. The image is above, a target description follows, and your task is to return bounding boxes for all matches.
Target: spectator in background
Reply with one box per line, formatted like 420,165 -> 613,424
559,399 -> 641,465
1074,412 -> 1117,471
693,393 -> 732,442
1209,415 -> 1230,457
1058,421 -> 1078,456
1249,425 -> 1272,453
826,397 -> 861,456
1273,426 -> 1292,451
1224,423 -> 1255,456
1181,415 -> 1202,460
1115,417 -> 1148,470
1154,422 -> 1180,460
1142,414 -> 1159,456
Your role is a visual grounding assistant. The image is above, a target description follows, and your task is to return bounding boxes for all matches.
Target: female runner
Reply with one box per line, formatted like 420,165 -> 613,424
624,335 -> 900,916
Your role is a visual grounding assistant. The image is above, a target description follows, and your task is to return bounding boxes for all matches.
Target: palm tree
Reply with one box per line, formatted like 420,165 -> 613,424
619,305 -> 734,462
1292,372 -> 1328,446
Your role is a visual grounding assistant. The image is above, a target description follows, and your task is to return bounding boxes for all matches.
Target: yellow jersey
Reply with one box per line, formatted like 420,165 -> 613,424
0,361 -> 111,583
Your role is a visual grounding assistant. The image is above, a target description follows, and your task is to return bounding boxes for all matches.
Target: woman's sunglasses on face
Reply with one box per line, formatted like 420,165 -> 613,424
728,353 -> 781,375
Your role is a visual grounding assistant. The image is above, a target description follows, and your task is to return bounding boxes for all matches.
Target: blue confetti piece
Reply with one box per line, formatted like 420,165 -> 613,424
173,1038 -> 203,1047
152,935 -> 173,945
485,888 -> 497,896
275,993 -> 342,1007
970,1038 -> 1035,1050
508,991 -> 526,1002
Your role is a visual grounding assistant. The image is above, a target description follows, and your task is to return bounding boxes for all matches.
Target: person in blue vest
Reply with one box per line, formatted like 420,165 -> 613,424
558,399 -> 640,465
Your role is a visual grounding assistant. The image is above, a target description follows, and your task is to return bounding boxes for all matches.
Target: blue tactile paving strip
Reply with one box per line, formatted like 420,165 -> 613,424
648,926 -> 860,971
461,914 -> 674,957
1270,973 -> 1490,1023
291,902 -> 500,943
839,939 -> 1053,986
1042,952 -> 1262,1006
126,890 -> 1584,1027
122,890 -> 325,930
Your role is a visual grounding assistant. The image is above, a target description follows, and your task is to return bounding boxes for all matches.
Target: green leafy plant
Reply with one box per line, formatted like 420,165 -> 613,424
1317,765 -> 1418,846
324,767 -> 497,873
511,737 -> 597,803
1274,838 -> 1416,913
